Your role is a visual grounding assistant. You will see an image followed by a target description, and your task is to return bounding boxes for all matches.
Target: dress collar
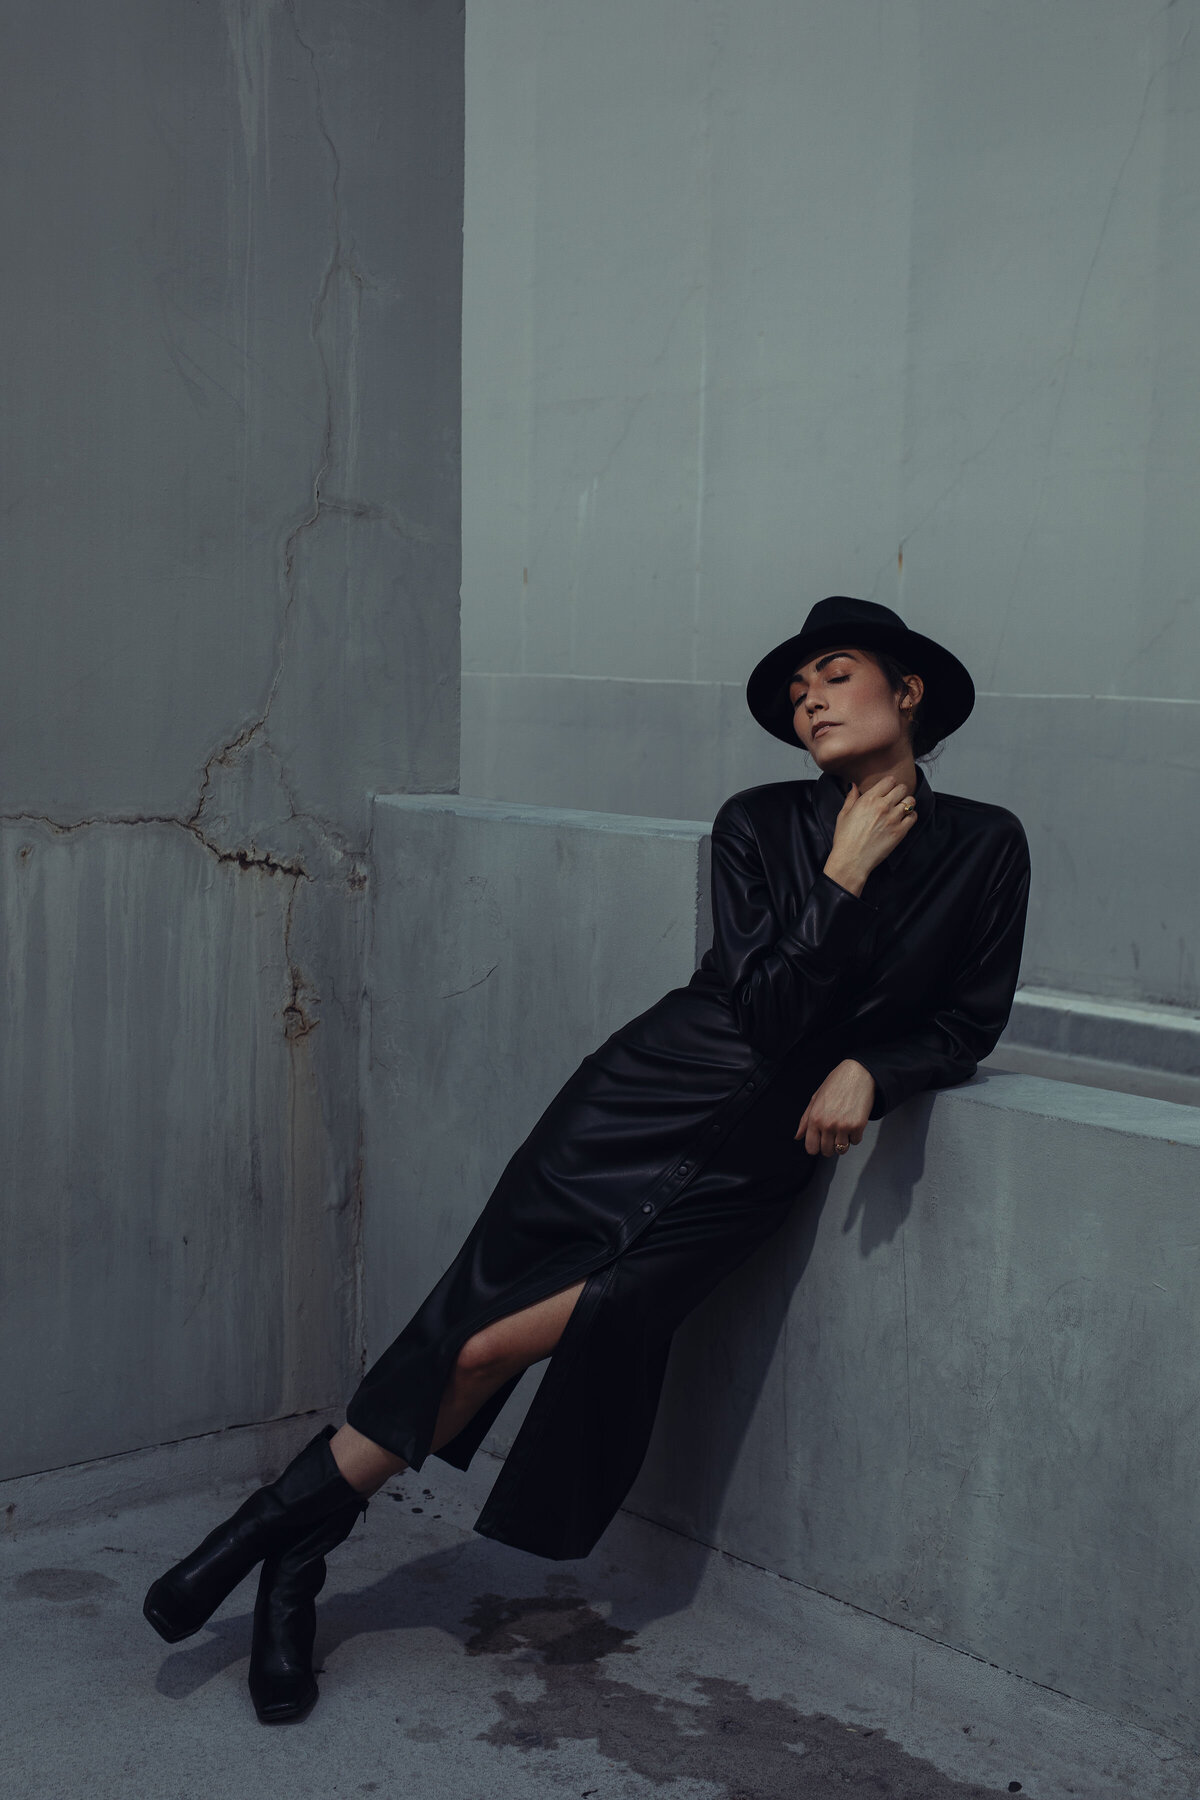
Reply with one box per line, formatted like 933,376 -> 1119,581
812,767 -> 935,869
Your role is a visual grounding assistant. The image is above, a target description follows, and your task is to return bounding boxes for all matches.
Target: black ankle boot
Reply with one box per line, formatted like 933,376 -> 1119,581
248,1492 -> 366,1724
142,1425 -> 360,1644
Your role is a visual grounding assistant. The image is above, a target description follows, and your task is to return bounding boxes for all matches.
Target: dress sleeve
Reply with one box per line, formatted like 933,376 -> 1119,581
710,796 -> 879,1059
852,822 -> 1031,1120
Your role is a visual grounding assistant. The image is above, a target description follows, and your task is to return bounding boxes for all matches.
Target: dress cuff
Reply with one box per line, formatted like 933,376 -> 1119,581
850,1053 -> 890,1120
778,870 -> 878,968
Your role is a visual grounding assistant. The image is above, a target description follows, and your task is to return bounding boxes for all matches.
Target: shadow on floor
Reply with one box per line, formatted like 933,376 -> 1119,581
150,1516 -> 708,1705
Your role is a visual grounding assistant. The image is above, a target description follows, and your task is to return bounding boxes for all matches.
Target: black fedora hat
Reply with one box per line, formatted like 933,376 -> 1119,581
746,595 -> 975,749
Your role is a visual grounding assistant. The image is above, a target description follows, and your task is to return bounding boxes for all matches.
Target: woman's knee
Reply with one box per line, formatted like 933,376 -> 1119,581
454,1281 -> 587,1385
454,1326 -> 515,1384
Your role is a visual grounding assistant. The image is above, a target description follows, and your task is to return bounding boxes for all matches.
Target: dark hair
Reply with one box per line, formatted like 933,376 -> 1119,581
872,649 -> 943,761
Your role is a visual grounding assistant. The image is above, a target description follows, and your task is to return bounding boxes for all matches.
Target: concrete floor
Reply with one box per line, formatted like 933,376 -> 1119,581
3,1452 -> 1196,1800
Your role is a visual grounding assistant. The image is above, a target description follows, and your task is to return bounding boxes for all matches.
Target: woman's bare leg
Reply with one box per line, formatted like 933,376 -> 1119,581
329,1280 -> 586,1496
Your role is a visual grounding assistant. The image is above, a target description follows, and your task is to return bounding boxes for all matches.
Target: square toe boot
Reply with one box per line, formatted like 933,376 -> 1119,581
142,1425 -> 361,1644
248,1494 -> 367,1723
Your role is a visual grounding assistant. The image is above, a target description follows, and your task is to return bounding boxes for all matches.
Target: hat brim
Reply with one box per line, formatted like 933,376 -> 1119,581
746,620 -> 975,749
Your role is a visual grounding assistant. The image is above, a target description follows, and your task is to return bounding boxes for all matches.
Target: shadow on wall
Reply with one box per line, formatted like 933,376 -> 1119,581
842,1095 -> 935,1257
624,1094 -> 935,1616
625,1167 -> 829,1594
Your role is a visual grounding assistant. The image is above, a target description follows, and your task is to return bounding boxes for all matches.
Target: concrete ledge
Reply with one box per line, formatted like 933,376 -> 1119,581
384,792 -> 713,841
365,793 -> 1200,1747
941,1062 -> 1200,1142
986,1041 -> 1200,1109
1004,985 -> 1200,1075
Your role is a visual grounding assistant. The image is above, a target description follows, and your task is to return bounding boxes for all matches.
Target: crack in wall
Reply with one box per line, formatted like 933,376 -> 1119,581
0,808 -> 313,883
246,0 -> 361,792
1,808 -> 346,1089
173,6 -> 451,875
282,871 -> 319,1039
192,734 -> 360,875
189,3 -> 418,859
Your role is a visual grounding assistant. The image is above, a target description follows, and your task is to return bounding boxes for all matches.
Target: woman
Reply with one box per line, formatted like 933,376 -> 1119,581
143,594 -> 1030,1723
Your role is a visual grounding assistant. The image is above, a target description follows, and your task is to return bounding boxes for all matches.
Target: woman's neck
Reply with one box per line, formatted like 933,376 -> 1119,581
833,750 -> 919,796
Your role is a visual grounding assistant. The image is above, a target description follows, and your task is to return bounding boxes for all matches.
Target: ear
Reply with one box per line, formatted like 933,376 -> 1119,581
901,672 -> 924,713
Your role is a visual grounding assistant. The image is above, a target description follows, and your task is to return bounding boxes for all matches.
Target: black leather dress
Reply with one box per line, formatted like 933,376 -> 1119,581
346,767 -> 1031,1558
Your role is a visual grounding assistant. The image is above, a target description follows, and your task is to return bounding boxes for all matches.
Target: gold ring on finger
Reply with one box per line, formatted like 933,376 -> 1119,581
835,1140 -> 849,1153
901,800 -> 916,814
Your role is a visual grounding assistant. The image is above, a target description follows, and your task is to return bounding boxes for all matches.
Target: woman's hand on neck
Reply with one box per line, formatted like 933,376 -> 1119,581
821,744 -> 922,897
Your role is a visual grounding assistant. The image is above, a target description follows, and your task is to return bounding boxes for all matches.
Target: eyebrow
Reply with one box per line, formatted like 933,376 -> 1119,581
789,650 -> 858,688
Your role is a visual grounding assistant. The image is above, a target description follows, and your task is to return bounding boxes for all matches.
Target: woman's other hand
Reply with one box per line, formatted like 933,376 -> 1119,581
823,777 -> 917,897
795,1059 -> 875,1156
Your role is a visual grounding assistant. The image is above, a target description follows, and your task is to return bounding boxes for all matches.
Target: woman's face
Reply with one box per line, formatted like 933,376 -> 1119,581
787,646 -> 922,770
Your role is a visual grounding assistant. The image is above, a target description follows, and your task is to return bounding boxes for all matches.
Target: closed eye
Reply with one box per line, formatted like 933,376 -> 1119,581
792,673 -> 850,707
788,673 -> 852,705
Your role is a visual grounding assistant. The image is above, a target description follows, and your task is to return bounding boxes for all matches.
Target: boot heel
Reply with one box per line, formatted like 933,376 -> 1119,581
249,1496 -> 367,1723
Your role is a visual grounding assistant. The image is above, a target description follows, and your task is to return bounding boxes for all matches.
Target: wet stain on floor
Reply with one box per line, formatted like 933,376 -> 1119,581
464,1592 -> 637,1665
467,1593 -> 1019,1799
11,1568 -> 119,1602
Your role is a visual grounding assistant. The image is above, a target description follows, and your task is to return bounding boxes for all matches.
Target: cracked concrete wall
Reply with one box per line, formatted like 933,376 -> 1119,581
0,1 -> 462,1479
460,0 -> 1200,1009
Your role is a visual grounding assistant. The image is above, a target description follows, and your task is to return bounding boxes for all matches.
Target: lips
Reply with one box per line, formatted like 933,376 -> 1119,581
811,722 -> 839,739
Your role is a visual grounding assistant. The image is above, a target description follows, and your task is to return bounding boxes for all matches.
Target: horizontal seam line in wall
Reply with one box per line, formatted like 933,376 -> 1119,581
462,674 -> 1200,704
0,1408 -> 334,1485
371,796 -> 708,833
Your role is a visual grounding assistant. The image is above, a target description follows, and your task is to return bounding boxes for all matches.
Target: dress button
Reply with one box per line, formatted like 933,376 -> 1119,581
641,1202 -> 653,1214
678,1162 -> 691,1175
746,1080 -> 757,1093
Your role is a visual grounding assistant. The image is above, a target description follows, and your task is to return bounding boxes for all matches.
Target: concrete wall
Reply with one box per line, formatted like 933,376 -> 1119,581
0,1 -> 463,1479
461,0 -> 1200,1009
365,796 -> 1200,1745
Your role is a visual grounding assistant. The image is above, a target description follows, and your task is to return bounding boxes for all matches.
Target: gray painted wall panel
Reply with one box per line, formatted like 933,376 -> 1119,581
462,0 -> 1200,1007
